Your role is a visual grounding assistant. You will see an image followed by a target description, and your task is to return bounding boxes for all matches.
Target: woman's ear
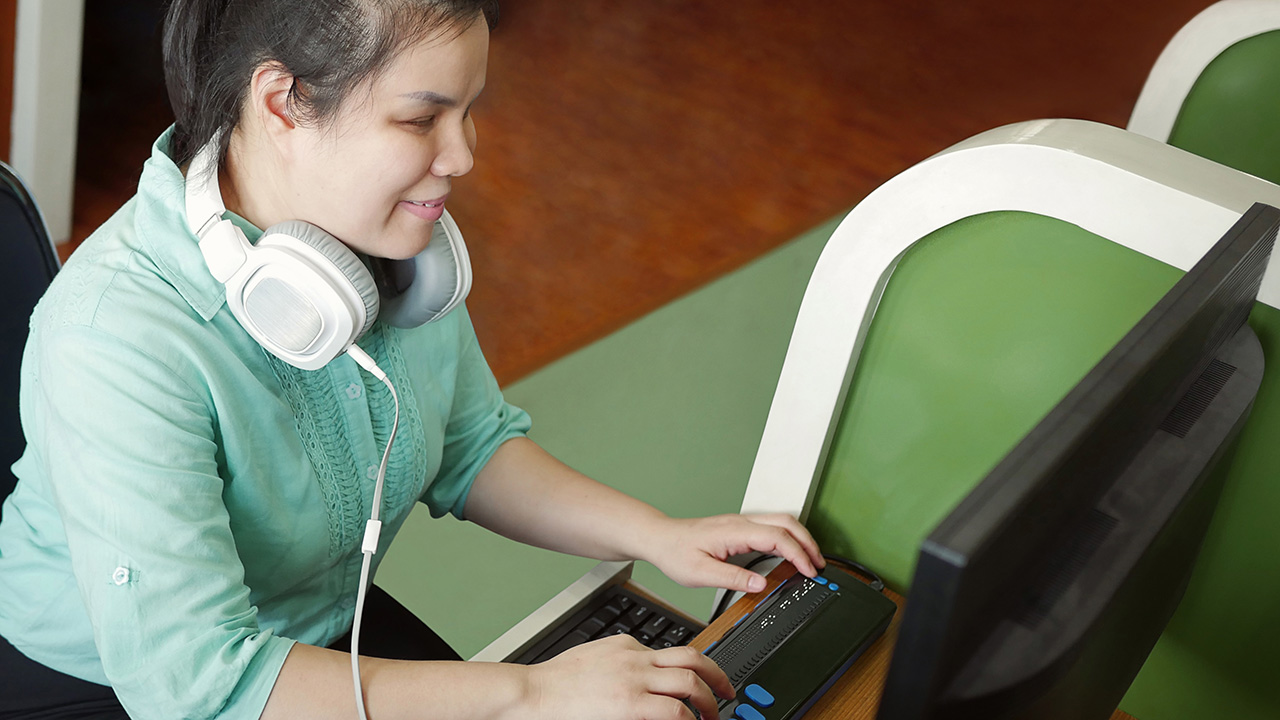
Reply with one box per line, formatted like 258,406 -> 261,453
248,61 -> 298,142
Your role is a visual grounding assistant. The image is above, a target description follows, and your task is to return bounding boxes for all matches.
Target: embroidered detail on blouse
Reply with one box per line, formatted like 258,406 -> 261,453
266,323 -> 428,557
48,240 -> 112,329
360,324 -> 429,517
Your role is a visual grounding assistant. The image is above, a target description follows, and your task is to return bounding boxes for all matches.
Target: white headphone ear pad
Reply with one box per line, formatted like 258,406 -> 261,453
264,220 -> 380,338
378,212 -> 472,328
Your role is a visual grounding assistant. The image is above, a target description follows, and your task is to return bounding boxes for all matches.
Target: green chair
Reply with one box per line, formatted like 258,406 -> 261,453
1129,0 -> 1280,185
737,119 -> 1280,719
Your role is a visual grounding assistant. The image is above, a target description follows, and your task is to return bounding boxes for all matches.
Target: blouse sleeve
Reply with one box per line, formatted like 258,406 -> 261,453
31,323 -> 294,720
422,307 -> 532,520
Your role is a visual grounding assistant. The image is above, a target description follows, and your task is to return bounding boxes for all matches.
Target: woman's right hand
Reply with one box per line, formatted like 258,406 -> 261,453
524,635 -> 735,720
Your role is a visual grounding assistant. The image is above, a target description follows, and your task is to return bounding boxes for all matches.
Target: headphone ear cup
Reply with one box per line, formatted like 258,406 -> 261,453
262,220 -> 380,339
378,211 -> 472,328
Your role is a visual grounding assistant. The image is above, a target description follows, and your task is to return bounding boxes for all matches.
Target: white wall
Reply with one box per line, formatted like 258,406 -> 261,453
9,0 -> 84,246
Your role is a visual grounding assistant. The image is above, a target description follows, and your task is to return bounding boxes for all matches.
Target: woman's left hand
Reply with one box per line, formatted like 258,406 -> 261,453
641,514 -> 826,594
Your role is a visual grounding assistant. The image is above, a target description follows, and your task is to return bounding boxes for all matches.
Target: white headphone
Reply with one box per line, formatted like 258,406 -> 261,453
183,137 -> 473,370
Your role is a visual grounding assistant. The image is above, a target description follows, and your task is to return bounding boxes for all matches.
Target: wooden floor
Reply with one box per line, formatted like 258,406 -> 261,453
72,0 -> 1215,385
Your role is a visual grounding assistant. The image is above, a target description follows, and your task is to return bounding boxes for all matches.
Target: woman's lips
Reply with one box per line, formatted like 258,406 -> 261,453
400,195 -> 448,222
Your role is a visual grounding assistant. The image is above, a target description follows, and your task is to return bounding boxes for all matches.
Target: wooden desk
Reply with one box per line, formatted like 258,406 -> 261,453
689,562 -> 1137,720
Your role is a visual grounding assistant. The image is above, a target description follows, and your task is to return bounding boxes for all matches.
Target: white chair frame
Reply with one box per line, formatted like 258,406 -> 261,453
1128,0 -> 1280,142
738,119 -> 1280,531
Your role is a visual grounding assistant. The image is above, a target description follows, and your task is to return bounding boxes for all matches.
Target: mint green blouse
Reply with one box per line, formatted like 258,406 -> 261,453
0,128 -> 531,719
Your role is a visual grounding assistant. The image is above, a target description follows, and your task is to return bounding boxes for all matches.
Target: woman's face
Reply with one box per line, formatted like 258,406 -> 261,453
282,18 -> 489,259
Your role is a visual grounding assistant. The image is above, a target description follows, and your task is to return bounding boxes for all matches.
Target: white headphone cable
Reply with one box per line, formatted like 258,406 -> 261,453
345,345 -> 400,720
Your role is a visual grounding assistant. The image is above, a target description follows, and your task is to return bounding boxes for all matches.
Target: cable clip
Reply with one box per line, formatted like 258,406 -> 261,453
362,519 -> 383,555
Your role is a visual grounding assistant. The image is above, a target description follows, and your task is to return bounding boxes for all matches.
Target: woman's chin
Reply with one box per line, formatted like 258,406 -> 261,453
367,238 -> 433,261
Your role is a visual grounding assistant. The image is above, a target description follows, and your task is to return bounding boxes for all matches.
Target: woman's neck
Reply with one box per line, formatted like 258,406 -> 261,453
220,127 -> 287,230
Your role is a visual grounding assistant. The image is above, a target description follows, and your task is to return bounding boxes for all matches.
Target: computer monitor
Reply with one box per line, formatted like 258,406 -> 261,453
876,202 -> 1280,720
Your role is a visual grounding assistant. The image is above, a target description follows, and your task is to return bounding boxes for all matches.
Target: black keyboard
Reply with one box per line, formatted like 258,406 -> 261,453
513,585 -> 708,665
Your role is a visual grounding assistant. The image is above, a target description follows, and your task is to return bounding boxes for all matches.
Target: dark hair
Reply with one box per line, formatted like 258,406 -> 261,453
162,0 -> 499,166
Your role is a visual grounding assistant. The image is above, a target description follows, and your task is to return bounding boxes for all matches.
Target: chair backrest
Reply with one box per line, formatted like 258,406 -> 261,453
1129,0 -> 1280,184
0,162 -> 60,518
739,119 -> 1280,719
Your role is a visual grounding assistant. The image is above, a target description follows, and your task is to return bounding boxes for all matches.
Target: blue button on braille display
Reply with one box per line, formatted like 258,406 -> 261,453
829,583 -> 840,591
744,684 -> 776,708
735,703 -> 766,720
813,576 -> 828,585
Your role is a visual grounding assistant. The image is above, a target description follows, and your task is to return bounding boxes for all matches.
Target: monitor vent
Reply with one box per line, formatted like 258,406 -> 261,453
1158,360 -> 1237,439
1012,509 -> 1118,629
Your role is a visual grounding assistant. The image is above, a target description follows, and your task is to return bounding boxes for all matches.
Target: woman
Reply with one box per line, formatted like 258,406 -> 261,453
0,1 -> 824,718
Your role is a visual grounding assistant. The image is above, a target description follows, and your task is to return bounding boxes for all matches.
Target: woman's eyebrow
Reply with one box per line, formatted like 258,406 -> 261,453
400,86 -> 485,108
400,90 -> 458,107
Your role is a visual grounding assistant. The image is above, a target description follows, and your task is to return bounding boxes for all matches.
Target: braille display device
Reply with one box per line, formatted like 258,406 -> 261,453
702,566 -> 896,720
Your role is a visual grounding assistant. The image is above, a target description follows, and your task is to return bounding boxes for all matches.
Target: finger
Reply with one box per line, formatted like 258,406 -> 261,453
742,523 -> 819,578
653,645 -> 735,701
638,695 -> 699,720
750,514 -> 826,572
691,555 -> 767,593
646,667 -> 719,720
752,514 -> 823,570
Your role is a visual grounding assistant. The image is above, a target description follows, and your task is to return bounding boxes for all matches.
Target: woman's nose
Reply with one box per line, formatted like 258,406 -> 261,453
433,121 -> 476,178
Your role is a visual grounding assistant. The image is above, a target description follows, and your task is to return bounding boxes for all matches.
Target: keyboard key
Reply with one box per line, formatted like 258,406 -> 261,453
626,604 -> 652,625
611,595 -> 634,612
660,625 -> 691,644
634,630 -> 655,645
813,576 -> 828,585
591,605 -> 622,625
743,684 -> 775,709
574,616 -> 607,638
735,703 -> 766,720
639,615 -> 672,637
603,622 -> 633,637
532,630 -> 592,663
611,612 -> 639,632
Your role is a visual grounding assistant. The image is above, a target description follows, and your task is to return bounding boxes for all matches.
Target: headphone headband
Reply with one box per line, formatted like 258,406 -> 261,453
185,136 -> 253,282
184,138 -> 227,235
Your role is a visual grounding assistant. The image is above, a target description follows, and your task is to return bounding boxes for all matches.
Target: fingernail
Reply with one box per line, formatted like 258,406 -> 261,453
748,575 -> 766,592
